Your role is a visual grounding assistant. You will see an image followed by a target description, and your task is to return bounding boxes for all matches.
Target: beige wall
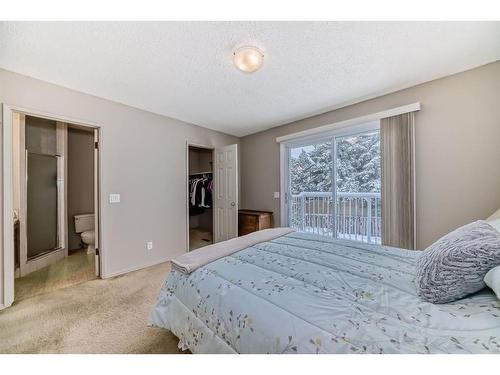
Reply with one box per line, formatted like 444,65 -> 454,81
67,127 -> 95,250
0,68 -> 238,306
240,61 -> 500,250
188,147 -> 213,175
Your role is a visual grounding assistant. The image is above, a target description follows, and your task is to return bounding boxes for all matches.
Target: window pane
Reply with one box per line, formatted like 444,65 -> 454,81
289,141 -> 333,235
335,131 -> 381,244
289,141 -> 332,194
336,131 -> 380,193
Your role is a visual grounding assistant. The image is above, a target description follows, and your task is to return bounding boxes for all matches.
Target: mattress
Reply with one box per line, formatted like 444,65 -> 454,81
149,231 -> 500,353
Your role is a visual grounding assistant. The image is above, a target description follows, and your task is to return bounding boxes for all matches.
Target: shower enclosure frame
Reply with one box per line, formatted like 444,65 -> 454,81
14,116 -> 67,276
25,150 -> 64,264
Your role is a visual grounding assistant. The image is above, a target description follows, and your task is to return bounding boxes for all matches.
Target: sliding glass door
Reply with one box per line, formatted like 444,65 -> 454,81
286,123 -> 381,244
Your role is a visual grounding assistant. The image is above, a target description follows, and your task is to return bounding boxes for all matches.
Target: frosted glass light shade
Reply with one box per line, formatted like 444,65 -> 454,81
233,46 -> 264,73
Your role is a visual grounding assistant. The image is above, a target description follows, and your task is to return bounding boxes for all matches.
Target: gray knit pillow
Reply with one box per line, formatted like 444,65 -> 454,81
415,220 -> 500,303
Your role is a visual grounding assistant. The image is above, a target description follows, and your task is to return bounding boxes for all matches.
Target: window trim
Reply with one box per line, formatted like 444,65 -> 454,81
276,102 -> 420,144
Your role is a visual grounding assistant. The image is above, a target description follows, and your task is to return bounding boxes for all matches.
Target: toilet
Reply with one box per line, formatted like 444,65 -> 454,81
74,213 -> 95,254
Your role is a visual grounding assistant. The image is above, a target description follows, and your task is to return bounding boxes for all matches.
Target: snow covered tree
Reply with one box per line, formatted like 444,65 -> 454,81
336,132 -> 380,192
289,132 -> 380,194
290,142 -> 332,194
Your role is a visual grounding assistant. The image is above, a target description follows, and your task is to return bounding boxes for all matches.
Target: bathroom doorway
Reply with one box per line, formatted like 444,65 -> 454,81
5,108 -> 101,304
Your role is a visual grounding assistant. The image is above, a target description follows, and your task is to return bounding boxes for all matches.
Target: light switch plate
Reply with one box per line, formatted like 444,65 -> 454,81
146,241 -> 153,250
274,192 -> 280,198
109,193 -> 121,203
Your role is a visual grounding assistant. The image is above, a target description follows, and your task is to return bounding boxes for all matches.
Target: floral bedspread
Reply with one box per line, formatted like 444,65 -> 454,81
149,232 -> 500,353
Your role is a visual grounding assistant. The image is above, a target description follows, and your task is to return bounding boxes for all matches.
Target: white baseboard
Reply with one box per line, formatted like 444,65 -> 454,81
102,256 -> 173,279
0,301 -> 12,311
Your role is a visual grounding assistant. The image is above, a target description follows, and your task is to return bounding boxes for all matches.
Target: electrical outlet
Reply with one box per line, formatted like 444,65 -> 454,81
146,241 -> 153,250
274,192 -> 280,198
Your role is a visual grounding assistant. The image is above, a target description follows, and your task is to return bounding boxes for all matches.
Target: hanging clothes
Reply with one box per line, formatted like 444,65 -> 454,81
189,173 -> 213,215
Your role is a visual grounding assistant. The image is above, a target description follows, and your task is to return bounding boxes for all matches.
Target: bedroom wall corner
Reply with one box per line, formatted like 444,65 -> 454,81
240,61 -> 500,249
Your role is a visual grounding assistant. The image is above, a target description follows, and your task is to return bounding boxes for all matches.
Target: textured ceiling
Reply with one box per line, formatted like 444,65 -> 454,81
1,22 -> 499,137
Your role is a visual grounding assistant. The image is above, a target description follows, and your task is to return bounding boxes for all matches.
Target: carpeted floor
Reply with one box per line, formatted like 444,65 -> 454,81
0,261 -> 185,354
15,249 -> 96,301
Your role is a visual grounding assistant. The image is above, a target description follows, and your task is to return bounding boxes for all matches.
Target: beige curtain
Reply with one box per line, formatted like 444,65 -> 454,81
380,112 -> 416,249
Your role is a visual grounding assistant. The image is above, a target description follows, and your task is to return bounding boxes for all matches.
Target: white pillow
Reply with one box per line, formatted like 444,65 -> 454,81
484,265 -> 500,300
487,208 -> 500,221
488,218 -> 500,233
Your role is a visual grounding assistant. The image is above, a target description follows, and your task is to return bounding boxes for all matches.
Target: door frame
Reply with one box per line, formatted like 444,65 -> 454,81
1,103 -> 103,309
185,142 -> 214,252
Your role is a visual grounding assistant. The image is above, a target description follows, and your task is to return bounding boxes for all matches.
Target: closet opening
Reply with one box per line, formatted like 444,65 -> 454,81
187,145 -> 214,251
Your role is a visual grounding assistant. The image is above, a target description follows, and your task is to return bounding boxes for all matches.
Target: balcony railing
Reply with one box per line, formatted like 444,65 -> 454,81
289,192 -> 381,244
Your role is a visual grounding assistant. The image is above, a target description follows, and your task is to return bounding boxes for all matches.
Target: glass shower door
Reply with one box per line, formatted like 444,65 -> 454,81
26,152 -> 60,259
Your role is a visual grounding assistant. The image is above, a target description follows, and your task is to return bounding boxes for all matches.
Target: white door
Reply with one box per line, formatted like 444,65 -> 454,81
214,144 -> 238,242
94,129 -> 100,276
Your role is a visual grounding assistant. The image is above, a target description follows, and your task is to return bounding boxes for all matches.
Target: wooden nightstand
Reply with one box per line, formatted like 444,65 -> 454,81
238,209 -> 274,236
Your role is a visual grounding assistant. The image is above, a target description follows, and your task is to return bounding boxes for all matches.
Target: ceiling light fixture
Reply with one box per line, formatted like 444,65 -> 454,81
233,46 -> 264,73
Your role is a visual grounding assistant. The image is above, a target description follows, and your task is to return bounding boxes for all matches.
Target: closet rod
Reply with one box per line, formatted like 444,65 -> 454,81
189,171 -> 213,176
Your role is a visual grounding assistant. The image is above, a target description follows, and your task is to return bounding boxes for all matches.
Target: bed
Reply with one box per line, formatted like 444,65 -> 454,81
149,230 -> 500,353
